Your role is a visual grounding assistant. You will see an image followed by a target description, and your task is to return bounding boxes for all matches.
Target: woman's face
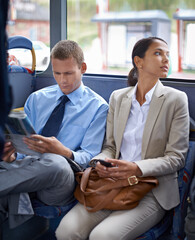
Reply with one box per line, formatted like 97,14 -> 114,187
138,40 -> 170,79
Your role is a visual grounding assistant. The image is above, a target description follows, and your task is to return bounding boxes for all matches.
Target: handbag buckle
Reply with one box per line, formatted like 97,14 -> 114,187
128,176 -> 138,186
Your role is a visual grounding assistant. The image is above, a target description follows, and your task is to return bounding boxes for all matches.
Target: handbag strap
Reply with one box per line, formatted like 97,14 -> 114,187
79,167 -> 120,212
80,167 -> 92,192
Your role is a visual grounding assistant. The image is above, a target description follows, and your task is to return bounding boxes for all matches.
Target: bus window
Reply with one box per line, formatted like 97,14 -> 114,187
7,0 -> 50,72
6,0 -> 195,80
67,0 -> 195,80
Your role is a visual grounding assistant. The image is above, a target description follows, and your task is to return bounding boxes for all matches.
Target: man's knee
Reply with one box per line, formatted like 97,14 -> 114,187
40,154 -> 72,176
36,155 -> 75,205
34,154 -> 74,189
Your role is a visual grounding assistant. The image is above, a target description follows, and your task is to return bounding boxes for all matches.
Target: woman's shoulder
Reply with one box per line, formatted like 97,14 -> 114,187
162,85 -> 187,100
158,83 -> 188,110
156,81 -> 187,100
111,86 -> 134,98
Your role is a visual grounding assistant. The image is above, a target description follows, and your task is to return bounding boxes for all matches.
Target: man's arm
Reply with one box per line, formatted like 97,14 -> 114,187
72,103 -> 108,167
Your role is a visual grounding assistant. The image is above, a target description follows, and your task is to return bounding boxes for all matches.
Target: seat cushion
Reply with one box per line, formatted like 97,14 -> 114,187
31,198 -> 78,219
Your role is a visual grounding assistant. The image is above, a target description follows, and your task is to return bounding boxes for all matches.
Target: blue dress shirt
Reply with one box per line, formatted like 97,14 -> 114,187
24,83 -> 108,168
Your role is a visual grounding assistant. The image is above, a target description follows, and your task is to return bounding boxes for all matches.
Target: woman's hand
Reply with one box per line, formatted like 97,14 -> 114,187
23,134 -> 73,159
95,158 -> 142,179
2,142 -> 16,163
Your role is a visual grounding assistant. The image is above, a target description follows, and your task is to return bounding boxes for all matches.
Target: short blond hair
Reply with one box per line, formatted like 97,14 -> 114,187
51,40 -> 84,68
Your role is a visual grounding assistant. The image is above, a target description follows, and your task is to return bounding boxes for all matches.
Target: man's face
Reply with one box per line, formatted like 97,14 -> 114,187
51,57 -> 86,95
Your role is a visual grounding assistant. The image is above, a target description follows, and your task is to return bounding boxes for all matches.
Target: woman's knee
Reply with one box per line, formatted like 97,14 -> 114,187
56,203 -> 95,240
89,227 -> 117,240
55,222 -> 73,240
56,217 -> 83,240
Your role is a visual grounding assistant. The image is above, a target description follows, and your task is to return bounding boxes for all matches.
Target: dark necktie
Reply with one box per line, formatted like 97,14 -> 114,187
41,95 -> 69,137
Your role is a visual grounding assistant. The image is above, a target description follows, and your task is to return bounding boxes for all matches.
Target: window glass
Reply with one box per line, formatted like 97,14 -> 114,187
67,0 -> 195,79
7,0 -> 50,72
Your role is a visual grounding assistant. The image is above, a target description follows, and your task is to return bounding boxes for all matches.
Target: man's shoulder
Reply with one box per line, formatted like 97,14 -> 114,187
35,84 -> 58,94
30,84 -> 58,98
83,85 -> 108,106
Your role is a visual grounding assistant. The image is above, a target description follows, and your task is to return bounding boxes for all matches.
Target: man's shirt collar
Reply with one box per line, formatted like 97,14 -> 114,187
56,82 -> 84,105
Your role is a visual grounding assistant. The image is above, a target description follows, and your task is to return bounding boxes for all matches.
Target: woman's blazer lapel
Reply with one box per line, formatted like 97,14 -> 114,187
141,81 -> 166,159
115,90 -> 133,158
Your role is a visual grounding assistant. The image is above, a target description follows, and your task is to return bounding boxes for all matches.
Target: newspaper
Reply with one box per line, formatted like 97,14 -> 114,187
5,109 -> 41,156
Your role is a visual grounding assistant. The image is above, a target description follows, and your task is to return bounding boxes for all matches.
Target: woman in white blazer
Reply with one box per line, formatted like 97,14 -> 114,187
56,37 -> 189,240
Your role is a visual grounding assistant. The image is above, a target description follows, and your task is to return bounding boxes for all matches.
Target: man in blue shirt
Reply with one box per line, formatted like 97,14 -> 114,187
0,40 -> 108,228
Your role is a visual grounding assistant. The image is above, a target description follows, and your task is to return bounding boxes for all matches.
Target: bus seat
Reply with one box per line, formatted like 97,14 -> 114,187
7,36 -> 36,109
30,199 -> 78,239
136,141 -> 195,240
32,198 -> 77,219
190,117 -> 195,141
2,216 -> 49,240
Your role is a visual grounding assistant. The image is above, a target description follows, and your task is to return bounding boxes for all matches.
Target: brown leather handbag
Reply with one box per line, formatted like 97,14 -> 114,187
74,167 -> 159,212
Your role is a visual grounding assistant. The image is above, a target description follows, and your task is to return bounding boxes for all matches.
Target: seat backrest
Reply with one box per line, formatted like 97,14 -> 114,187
7,36 -> 36,109
8,71 -> 34,109
171,141 -> 195,239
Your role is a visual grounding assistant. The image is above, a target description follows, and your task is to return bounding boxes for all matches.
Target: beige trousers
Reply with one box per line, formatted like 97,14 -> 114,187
56,192 -> 165,240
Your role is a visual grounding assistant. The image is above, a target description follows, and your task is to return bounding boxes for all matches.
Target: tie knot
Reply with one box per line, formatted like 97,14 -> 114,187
60,95 -> 69,105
